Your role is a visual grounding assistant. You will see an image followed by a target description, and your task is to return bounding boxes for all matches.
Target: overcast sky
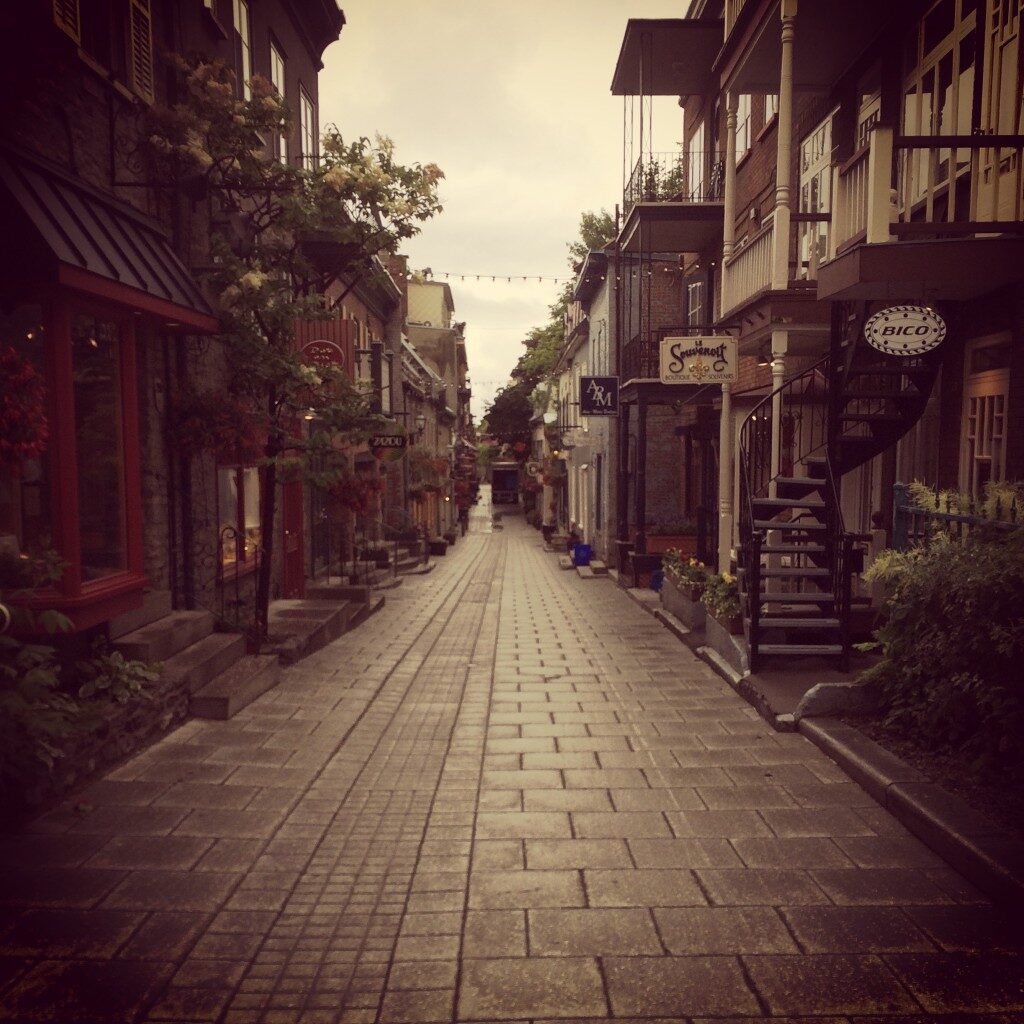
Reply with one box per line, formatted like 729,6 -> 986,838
320,1 -> 682,419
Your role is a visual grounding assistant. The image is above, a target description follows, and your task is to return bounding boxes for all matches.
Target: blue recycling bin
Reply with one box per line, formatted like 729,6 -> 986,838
572,543 -> 593,567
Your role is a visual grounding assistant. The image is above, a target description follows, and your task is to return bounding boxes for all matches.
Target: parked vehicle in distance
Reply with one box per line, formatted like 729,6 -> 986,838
491,462 -> 520,505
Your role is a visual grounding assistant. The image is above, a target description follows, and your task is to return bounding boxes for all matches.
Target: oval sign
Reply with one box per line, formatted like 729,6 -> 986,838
864,305 -> 946,356
301,338 -> 346,368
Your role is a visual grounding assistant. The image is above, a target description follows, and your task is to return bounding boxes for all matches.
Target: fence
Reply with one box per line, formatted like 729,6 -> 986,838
892,481 -> 1019,551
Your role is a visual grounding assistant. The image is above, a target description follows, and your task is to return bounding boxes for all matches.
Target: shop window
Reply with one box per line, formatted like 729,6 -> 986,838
763,94 -> 778,126
270,40 -> 288,164
72,313 -> 127,580
300,87 -> 316,169
218,466 -> 262,568
686,278 -> 705,328
0,305 -> 51,562
960,334 -> 1010,498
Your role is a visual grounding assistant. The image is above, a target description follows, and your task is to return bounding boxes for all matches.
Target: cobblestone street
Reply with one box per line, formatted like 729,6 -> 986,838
1,503 -> 1022,1023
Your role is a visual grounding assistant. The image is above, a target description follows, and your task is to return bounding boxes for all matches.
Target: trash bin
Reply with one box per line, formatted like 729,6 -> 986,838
572,543 -> 592,567
650,567 -> 664,592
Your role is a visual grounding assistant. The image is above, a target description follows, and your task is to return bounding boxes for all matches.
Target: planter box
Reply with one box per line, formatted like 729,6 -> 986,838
643,534 -> 698,556
661,576 -> 705,630
704,611 -> 750,676
429,539 -> 448,556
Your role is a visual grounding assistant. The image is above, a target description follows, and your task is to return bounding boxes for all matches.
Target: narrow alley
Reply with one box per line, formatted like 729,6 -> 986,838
0,497 -> 1020,1023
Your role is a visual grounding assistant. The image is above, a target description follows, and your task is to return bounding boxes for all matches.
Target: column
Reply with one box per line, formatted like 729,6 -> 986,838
717,381 -> 733,572
771,0 -> 797,290
721,92 -> 738,314
769,329 -> 788,490
635,393 -> 648,556
616,400 -> 631,573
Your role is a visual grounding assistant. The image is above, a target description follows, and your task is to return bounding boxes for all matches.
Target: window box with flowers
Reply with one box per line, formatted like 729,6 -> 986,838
701,571 -> 742,634
661,549 -> 709,630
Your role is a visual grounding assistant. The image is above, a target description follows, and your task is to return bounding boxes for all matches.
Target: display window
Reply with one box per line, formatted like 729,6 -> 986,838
218,465 -> 262,570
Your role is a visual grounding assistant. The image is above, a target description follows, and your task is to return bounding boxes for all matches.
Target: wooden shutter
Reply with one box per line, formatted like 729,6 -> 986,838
128,0 -> 155,103
52,0 -> 81,44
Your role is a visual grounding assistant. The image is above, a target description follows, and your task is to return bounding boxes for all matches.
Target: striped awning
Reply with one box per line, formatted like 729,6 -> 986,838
0,146 -> 217,331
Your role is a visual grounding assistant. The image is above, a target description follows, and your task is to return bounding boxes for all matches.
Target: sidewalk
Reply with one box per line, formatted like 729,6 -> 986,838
0,512 -> 1021,1022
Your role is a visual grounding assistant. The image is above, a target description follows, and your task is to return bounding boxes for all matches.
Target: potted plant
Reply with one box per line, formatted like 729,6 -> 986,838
359,542 -> 391,567
428,537 -> 448,557
661,549 -> 709,629
701,571 -> 742,635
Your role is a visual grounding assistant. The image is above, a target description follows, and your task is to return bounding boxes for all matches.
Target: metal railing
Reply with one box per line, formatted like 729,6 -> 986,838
722,219 -> 773,314
623,151 -> 723,215
621,323 -> 692,382
216,526 -> 264,642
892,482 -> 1019,551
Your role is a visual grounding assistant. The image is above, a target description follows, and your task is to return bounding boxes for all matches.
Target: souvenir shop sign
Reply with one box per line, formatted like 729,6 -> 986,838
864,305 -> 947,356
580,376 -> 619,416
660,336 -> 738,385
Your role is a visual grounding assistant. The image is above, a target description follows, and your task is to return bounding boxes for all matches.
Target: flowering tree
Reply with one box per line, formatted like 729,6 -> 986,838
146,59 -> 443,633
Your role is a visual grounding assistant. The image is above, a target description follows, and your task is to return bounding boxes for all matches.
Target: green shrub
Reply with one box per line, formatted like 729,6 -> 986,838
662,549 -> 710,592
860,528 -> 1024,777
701,571 -> 740,621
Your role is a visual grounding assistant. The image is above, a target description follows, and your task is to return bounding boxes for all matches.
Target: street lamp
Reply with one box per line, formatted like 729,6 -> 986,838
414,413 -> 426,435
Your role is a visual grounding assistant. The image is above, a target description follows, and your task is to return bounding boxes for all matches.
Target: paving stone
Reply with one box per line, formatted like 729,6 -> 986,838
458,957 -> 606,1019
903,905 -> 1024,951
528,907 -> 662,955
462,910 -> 526,957
885,951 -> 1024,1011
468,870 -> 583,909
102,870 -> 240,911
522,789 -> 613,812
781,905 -> 935,952
667,809 -> 774,837
810,868 -> 954,905
0,908 -> 143,958
524,838 -> 632,869
475,812 -> 571,840
654,906 -> 799,953
571,811 -> 672,838
696,869 -> 830,905
603,955 -> 761,1016
86,836 -> 214,871
584,869 -> 707,907
743,953 -> 923,1014
628,838 -> 743,869
731,836 -> 853,869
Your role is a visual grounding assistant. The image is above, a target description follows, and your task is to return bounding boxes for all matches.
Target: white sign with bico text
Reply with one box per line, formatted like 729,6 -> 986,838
660,335 -> 738,385
863,305 -> 947,356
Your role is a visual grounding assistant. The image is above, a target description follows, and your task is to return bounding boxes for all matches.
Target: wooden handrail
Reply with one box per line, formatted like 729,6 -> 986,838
894,134 -> 1024,148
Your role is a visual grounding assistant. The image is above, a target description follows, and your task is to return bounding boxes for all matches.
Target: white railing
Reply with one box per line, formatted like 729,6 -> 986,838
830,146 -> 870,256
722,220 -> 773,315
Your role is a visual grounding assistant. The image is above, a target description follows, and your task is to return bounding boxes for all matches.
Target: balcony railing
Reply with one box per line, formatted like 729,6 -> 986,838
724,0 -> 751,38
722,219 -> 773,315
623,151 -> 724,216
828,127 -> 1024,254
622,323 -> 693,382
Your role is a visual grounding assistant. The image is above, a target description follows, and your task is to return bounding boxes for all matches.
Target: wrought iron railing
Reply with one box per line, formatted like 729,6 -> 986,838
892,482 -> 1019,551
623,151 -> 724,215
216,526 -> 264,642
621,323 -> 694,382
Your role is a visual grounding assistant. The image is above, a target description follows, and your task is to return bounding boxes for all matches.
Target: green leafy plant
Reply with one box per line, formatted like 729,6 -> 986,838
859,529 -> 1024,778
76,644 -> 161,704
701,571 -> 741,621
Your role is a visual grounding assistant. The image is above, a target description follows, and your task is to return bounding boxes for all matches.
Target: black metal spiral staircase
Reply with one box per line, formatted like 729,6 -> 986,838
737,307 -> 944,671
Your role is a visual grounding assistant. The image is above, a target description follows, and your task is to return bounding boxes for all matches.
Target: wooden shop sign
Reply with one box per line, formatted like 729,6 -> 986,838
864,305 -> 947,356
660,335 -> 737,385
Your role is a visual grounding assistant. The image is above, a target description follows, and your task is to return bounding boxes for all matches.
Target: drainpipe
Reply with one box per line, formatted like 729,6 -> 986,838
717,382 -> 733,572
721,91 -> 738,315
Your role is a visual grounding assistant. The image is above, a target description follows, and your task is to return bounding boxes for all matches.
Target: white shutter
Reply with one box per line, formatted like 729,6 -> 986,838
128,0 -> 155,104
52,0 -> 80,44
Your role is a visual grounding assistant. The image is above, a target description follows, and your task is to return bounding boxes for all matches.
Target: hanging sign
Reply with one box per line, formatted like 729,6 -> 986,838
580,376 -> 620,416
660,336 -> 738,385
863,305 -> 947,356
301,338 -> 346,369
370,427 -> 408,463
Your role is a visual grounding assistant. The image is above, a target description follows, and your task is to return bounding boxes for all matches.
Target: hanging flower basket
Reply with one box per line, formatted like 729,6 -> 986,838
331,473 -> 383,516
171,389 -> 267,465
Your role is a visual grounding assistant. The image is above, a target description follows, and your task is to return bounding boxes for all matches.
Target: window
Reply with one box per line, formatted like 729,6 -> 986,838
300,87 -> 316,169
687,121 -> 706,201
764,94 -> 778,125
686,279 -> 705,328
72,313 -> 127,580
735,94 -> 752,161
270,41 -> 288,164
902,0 -> 977,193
798,113 -> 833,278
960,334 -> 1010,498
0,305 -> 51,561
218,466 -> 262,569
233,0 -> 252,101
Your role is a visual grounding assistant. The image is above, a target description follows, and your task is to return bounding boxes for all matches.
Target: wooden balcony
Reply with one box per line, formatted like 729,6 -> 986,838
819,127 -> 1024,301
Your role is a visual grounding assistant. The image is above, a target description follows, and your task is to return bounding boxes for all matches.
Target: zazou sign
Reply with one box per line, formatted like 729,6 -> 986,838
864,305 -> 947,356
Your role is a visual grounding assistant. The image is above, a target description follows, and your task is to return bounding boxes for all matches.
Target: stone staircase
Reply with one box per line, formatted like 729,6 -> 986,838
111,599 -> 279,722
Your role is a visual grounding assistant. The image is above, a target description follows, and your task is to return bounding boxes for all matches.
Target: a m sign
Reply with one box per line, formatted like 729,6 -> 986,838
580,376 -> 619,416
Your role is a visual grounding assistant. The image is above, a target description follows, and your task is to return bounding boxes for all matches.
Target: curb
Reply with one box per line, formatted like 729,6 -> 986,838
800,718 -> 1024,910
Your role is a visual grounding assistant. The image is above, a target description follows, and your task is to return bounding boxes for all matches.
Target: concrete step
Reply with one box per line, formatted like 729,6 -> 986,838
113,610 -> 215,663
307,583 -> 371,603
267,600 -> 353,664
108,590 -> 173,640
558,555 -> 574,570
589,560 -> 609,575
349,594 -> 385,629
190,654 -> 280,721
399,560 -> 434,576
162,632 -> 246,694
576,565 -> 596,579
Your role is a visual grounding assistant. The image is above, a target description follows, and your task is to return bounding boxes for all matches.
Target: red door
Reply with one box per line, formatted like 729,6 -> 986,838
282,480 -> 305,599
